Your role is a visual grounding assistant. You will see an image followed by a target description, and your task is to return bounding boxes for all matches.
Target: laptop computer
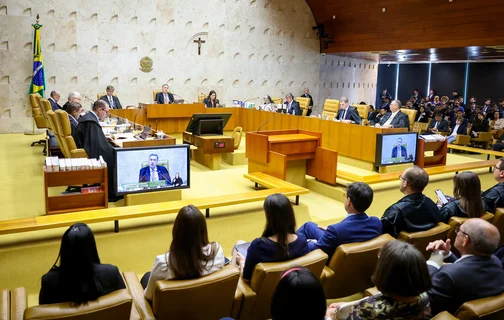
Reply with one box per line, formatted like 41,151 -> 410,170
136,126 -> 151,140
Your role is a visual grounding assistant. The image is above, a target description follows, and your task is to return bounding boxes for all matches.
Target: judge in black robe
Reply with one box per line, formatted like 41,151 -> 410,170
75,100 -> 116,198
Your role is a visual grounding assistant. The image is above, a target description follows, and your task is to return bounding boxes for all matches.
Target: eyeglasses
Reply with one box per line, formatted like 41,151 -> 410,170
495,166 -> 503,171
455,225 -> 470,240
398,175 -> 407,182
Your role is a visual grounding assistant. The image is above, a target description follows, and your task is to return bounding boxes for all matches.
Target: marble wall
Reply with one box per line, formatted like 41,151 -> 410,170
0,0 -> 377,133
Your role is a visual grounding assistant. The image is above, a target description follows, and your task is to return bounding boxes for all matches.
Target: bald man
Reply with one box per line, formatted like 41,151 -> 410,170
381,166 -> 440,237
425,219 -> 504,316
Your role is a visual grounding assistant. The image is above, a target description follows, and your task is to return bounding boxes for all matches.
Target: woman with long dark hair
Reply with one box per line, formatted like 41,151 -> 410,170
203,90 -> 220,108
438,171 -> 485,223
234,194 -> 308,281
143,205 -> 224,300
39,223 -> 125,305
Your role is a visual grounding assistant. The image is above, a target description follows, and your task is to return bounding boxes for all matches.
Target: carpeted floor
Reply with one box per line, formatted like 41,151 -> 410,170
0,133 -> 497,306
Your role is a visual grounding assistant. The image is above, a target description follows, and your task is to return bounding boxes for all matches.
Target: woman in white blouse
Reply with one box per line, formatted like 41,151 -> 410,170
142,205 -> 225,300
260,95 -> 277,112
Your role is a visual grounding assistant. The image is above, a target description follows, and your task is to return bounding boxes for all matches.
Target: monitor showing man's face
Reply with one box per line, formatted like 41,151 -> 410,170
396,138 -> 403,147
148,155 -> 158,168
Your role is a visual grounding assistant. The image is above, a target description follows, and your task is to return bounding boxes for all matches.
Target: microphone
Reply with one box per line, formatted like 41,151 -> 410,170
139,169 -> 149,183
81,95 -> 95,109
132,105 -> 143,131
257,112 -> 281,133
172,93 -> 189,104
243,97 -> 260,103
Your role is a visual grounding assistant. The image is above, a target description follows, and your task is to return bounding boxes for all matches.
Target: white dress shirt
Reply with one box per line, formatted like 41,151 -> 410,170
383,110 -> 399,126
150,167 -> 159,181
107,95 -> 114,108
450,124 -> 460,137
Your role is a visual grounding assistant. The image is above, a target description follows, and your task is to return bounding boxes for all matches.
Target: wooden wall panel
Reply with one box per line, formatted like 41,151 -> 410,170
306,0 -> 504,53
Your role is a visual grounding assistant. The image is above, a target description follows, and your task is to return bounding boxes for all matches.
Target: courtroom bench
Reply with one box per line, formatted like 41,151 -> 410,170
0,174 -> 308,236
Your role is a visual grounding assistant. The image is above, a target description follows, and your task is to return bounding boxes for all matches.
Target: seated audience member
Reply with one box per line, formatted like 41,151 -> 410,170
470,112 -> 489,138
482,98 -> 492,115
492,111 -> 504,130
438,172 -> 485,223
367,105 -> 377,125
450,109 -> 465,128
75,100 -> 116,198
155,84 -> 174,104
447,116 -> 467,144
493,135 -> 504,152
381,96 -> 391,111
62,91 -> 81,111
415,105 -> 429,123
432,96 -> 441,106
48,90 -> 62,111
39,223 -> 125,304
374,108 -> 387,125
425,219 -> 504,316
271,267 -> 327,320
261,95 -> 277,112
203,90 -> 221,108
468,106 -> 481,123
64,102 -> 84,137
427,112 -> 449,134
482,158 -> 504,212
142,205 -> 225,300
326,240 -> 431,320
285,93 -> 302,116
381,166 -> 440,237
335,97 -> 361,124
301,87 -> 314,117
380,89 -> 392,103
297,182 -> 382,259
375,100 -> 410,130
233,194 -> 309,282
99,85 -> 122,109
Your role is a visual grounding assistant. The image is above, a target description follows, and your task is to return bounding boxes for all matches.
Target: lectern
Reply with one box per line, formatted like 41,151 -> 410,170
246,129 -> 337,185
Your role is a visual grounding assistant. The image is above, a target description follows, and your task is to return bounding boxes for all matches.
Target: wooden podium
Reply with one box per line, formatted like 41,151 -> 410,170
246,130 -> 337,185
183,131 -> 234,170
416,139 -> 448,168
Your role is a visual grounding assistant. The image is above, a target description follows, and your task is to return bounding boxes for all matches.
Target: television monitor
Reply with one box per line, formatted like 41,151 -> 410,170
114,145 -> 190,196
185,113 -> 232,136
375,132 -> 418,166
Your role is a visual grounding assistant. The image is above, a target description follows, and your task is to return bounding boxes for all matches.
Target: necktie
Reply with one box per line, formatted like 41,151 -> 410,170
435,122 -> 438,129
164,94 -> 168,104
342,109 -> 347,120
109,96 -> 114,108
151,168 -> 158,181
398,147 -> 402,158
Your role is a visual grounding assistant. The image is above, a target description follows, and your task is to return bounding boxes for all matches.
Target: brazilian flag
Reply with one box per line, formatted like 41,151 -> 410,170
29,22 -> 46,96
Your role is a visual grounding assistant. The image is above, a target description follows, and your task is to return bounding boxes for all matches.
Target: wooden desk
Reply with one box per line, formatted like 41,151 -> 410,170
416,139 -> 448,168
247,129 -> 337,185
183,131 -> 234,170
112,137 -> 176,148
143,103 -> 206,118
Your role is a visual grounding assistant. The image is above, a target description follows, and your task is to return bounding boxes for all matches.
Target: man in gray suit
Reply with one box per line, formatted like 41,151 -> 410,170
375,100 -> 410,130
99,85 -> 123,109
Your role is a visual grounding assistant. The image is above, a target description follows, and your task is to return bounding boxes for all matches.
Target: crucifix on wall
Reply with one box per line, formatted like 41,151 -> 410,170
193,37 -> 206,55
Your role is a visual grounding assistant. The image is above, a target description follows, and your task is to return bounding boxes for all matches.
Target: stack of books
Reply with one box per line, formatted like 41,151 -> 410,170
45,156 -> 106,172
419,134 -> 446,142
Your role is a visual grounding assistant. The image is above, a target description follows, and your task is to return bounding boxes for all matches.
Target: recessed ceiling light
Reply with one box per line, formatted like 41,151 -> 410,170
333,15 -> 336,19
382,8 -> 386,12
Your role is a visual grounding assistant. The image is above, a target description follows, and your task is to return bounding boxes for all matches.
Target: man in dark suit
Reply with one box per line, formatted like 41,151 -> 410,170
155,84 -> 174,104
381,89 -> 392,103
376,100 -> 410,130
75,100 -> 117,200
412,89 -> 421,102
381,166 -> 440,237
427,112 -> 449,134
297,182 -> 382,259
447,116 -> 467,144
428,89 -> 435,101
138,154 -> 171,184
285,93 -> 302,116
482,158 -> 504,212
380,96 -> 391,111
301,87 -> 314,117
48,90 -> 62,111
425,219 -> 504,316
64,102 -> 83,138
335,96 -> 361,124
99,85 -> 122,109
62,91 -> 81,111
391,138 -> 408,159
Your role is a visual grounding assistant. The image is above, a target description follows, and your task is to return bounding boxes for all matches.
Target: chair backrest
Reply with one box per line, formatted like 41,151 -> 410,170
55,110 -> 87,158
400,109 -> 417,129
30,93 -> 47,129
324,234 -> 394,299
152,265 -> 240,320
39,99 -> 53,131
47,110 -> 71,158
141,160 -> 169,168
353,104 -> 370,120
24,289 -> 132,320
432,311 -> 460,319
152,90 -> 161,102
245,249 -> 328,320
296,97 -> 310,116
447,213 -> 494,250
271,97 -> 283,105
455,291 -> 504,320
198,93 -> 206,103
493,208 -> 504,246
412,121 -> 429,133
397,222 -> 451,259
232,127 -> 243,149
323,99 -> 340,113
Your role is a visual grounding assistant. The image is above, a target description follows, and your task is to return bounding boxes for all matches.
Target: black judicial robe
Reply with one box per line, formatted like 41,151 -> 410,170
75,112 -> 115,194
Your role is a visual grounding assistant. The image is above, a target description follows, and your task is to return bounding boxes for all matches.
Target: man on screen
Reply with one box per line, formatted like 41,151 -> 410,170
139,154 -> 171,183
391,138 -> 408,159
